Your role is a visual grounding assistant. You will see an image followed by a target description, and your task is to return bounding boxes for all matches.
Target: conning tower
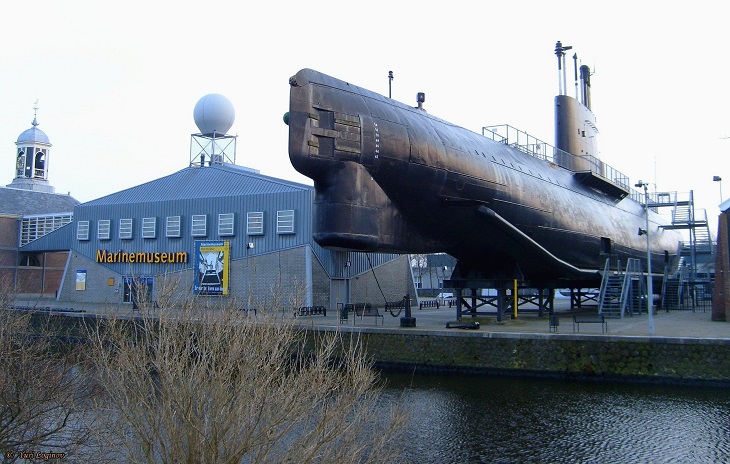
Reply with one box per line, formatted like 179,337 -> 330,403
554,41 -> 599,172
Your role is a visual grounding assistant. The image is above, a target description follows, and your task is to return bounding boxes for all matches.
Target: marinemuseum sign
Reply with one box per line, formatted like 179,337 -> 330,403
95,250 -> 189,264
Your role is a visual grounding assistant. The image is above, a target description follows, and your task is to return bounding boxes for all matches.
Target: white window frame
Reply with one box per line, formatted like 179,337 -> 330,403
277,210 -> 295,235
98,219 -> 111,240
191,214 -> 207,237
142,217 -> 157,239
218,213 -> 235,236
166,216 -> 181,238
247,211 -> 264,235
20,213 -> 73,246
119,218 -> 133,240
77,220 -> 90,241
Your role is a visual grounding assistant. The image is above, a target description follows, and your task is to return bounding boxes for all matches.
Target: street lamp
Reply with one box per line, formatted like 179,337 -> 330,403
344,260 -> 351,305
635,180 -> 654,335
713,176 -> 723,203
246,242 -> 254,312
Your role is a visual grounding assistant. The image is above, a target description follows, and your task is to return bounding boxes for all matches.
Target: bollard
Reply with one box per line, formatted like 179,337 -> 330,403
400,294 -> 416,327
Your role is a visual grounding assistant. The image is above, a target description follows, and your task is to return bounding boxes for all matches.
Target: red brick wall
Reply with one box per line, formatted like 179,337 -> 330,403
0,214 -> 69,296
0,216 -> 19,294
712,211 -> 729,321
15,252 -> 69,295
0,216 -> 19,247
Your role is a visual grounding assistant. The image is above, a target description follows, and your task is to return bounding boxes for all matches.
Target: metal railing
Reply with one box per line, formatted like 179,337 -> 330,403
482,124 -> 631,196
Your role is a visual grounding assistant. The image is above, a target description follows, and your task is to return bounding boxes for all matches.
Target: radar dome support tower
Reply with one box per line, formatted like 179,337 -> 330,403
190,93 -> 237,167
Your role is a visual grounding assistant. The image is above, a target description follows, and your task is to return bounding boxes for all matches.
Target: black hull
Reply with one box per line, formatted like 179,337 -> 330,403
287,69 -> 682,287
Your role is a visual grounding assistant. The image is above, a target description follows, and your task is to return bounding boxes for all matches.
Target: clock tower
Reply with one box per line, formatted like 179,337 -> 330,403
7,102 -> 54,193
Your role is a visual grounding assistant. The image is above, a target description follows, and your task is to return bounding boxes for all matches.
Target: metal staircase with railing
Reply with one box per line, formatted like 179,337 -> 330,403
650,190 -> 715,310
598,258 -> 645,318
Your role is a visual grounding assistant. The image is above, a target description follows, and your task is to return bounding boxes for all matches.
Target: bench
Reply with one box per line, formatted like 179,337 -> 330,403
294,305 -> 327,317
339,303 -> 354,323
385,300 -> 406,311
132,300 -> 159,311
241,307 -> 257,316
419,300 -> 440,310
572,314 -> 607,333
353,303 -> 384,326
384,300 -> 406,316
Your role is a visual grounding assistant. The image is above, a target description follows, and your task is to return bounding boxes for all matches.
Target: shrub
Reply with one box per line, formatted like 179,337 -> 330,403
86,305 -> 405,463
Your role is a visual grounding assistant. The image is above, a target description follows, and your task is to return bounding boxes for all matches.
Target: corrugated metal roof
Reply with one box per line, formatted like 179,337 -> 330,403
0,187 -> 79,216
83,164 -> 313,206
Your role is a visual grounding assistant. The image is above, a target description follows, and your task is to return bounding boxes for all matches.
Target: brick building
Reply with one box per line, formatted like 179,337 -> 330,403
0,110 -> 79,297
713,199 -> 729,321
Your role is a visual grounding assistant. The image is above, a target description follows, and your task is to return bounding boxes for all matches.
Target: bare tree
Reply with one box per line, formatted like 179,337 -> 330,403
0,306 -> 97,460
85,304 -> 405,463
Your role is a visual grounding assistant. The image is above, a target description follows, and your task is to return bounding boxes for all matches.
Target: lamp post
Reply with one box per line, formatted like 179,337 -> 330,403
344,259 -> 351,305
635,180 -> 654,335
246,242 -> 254,312
713,176 -> 723,203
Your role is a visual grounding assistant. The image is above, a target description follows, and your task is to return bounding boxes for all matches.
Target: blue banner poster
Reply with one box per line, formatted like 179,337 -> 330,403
194,241 -> 230,295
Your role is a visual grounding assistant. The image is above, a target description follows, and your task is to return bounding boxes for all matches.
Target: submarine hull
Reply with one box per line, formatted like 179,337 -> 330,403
287,68 -> 681,287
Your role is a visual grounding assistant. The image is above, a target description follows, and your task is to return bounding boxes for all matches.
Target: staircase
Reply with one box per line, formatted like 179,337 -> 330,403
653,190 -> 715,310
598,258 -> 644,318
662,276 -> 681,309
659,190 -> 714,266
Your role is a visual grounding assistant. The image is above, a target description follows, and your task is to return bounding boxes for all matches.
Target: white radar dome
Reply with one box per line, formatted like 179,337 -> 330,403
193,93 -> 235,135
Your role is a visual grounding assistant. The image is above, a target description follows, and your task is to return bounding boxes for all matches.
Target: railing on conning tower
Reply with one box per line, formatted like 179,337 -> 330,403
482,124 -> 636,198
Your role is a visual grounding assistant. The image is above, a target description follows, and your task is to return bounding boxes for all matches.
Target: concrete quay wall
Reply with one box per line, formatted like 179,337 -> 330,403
310,327 -> 730,386
18,312 -> 730,386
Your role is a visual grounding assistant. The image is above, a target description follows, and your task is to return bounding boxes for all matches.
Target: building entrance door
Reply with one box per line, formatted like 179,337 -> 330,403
123,276 -> 153,308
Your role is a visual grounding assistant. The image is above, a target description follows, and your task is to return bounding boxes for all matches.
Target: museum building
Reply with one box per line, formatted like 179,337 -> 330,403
8,96 -> 416,311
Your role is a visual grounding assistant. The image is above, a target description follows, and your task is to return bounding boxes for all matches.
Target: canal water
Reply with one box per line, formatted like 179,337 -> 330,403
380,371 -> 730,464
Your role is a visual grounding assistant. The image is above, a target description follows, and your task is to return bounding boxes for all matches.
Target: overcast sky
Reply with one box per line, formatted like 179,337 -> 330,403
1,1 -> 727,234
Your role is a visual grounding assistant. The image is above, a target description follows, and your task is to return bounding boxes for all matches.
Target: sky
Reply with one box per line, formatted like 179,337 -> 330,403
1,1 -> 728,235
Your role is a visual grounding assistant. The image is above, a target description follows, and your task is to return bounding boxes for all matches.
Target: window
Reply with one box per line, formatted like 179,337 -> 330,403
98,219 -> 111,240
120,218 -> 133,240
192,214 -> 207,237
277,210 -> 295,234
20,213 -> 73,246
77,220 -> 90,241
247,211 -> 264,235
142,217 -> 156,239
218,213 -> 235,236
166,216 -> 181,238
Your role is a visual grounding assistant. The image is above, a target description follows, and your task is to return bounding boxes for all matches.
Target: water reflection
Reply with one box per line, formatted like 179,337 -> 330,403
380,371 -> 730,464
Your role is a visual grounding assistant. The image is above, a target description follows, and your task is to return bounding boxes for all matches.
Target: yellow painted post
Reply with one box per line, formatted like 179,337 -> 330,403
513,279 -> 518,318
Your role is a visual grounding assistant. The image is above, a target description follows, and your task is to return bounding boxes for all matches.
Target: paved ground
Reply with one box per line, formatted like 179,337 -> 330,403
11,296 -> 729,340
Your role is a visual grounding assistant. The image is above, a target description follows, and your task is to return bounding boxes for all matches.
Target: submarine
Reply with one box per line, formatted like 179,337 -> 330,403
285,44 -> 683,291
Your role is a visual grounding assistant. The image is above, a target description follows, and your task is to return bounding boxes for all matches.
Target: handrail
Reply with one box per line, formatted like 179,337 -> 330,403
483,124 -> 635,198
620,259 -> 642,317
597,258 -> 612,313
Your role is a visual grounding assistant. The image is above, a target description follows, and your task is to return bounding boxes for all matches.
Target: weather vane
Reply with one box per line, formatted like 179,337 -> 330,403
33,99 -> 39,125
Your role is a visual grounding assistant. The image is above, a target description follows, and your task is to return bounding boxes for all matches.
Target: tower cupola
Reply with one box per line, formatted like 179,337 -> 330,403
7,102 -> 55,193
